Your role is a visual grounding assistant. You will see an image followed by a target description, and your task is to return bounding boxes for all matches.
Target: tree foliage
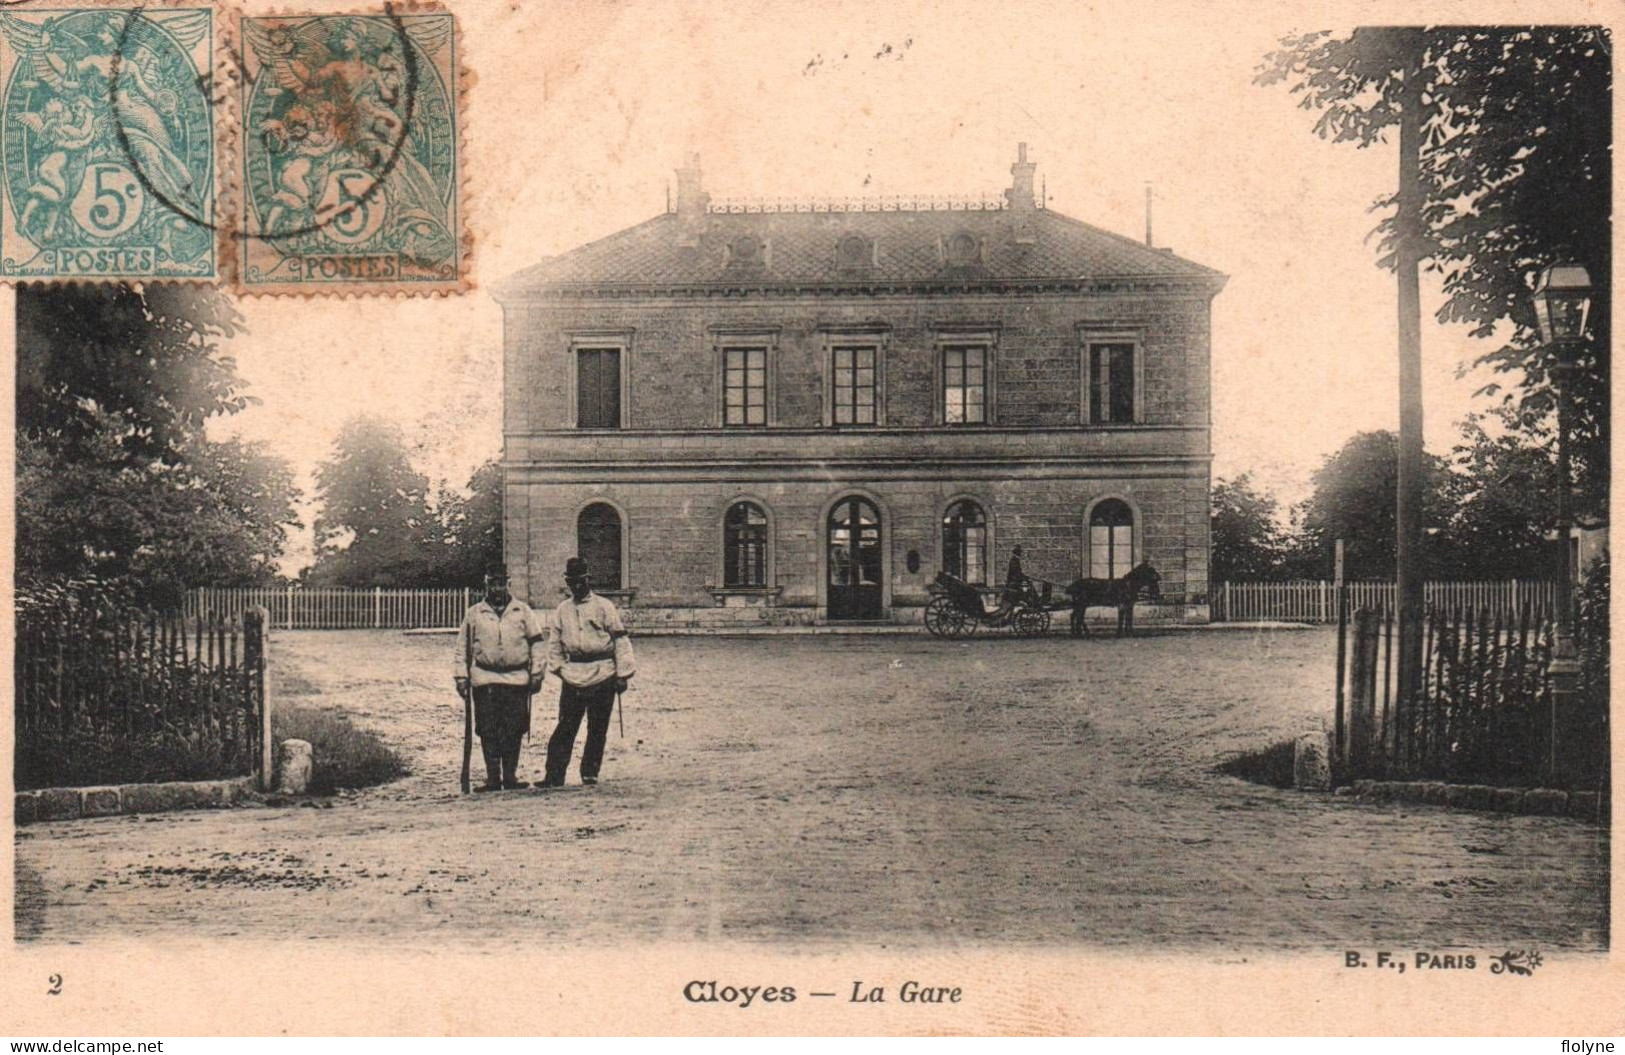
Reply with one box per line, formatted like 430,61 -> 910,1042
1210,474 -> 1289,582
15,285 -> 299,607
1212,422 -> 1562,584
307,416 -> 442,587
1288,431 -> 1460,580
433,459 -> 504,586
18,284 -> 250,465
1432,412 -> 1557,579
306,423 -> 503,587
1258,27 -> 1611,515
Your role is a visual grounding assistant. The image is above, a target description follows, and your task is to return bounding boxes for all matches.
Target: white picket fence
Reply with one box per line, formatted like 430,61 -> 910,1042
185,587 -> 474,630
1211,580 -> 1558,624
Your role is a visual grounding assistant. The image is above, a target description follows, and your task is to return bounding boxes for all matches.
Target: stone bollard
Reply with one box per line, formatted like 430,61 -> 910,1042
1292,731 -> 1333,791
276,739 -> 314,795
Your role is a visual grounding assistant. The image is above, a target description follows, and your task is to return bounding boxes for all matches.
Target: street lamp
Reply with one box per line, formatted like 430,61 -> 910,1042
1530,261 -> 1593,784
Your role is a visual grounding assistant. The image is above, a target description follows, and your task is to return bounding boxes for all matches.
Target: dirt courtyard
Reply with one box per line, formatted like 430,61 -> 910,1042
14,627 -> 1610,950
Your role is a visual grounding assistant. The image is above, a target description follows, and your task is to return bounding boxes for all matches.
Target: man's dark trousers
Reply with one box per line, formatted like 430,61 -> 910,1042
544,680 -> 616,785
473,683 -> 530,787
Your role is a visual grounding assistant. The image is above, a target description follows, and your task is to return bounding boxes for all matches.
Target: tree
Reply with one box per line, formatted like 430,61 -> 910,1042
1210,474 -> 1288,582
1432,412 -> 1556,580
433,459 -> 504,586
1258,27 -> 1611,515
307,416 -> 443,586
15,286 -> 299,606
1290,431 -> 1459,580
18,284 -> 249,467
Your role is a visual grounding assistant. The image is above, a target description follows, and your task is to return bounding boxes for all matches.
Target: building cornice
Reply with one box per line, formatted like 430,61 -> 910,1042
494,274 -> 1228,305
504,456 -> 1211,484
508,423 -> 1210,439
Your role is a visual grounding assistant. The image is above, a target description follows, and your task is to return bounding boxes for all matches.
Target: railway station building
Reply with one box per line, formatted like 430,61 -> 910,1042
494,147 -> 1226,627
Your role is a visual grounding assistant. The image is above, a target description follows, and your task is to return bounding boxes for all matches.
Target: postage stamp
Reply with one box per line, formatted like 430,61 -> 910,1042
0,7 -> 218,280
234,8 -> 465,294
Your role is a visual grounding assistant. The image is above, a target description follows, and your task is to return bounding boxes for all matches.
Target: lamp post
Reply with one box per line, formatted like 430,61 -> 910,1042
1529,262 -> 1593,784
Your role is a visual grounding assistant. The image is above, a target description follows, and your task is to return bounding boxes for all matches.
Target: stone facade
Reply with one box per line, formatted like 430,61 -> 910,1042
497,150 -> 1225,625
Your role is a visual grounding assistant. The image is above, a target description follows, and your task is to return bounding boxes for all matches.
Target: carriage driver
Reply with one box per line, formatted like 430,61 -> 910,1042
1002,545 -> 1030,607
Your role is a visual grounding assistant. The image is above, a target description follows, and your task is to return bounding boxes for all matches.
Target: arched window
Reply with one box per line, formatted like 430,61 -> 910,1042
946,231 -> 979,267
577,503 -> 623,590
1089,499 -> 1134,580
837,235 -> 871,269
724,502 -> 768,587
942,500 -> 988,585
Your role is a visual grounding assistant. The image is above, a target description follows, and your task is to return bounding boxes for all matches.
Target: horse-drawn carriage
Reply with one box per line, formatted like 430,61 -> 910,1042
925,563 -> 1161,639
925,572 -> 1053,638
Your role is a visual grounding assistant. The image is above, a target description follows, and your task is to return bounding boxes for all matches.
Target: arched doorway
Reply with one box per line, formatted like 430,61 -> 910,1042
577,502 -> 624,590
827,496 -> 882,620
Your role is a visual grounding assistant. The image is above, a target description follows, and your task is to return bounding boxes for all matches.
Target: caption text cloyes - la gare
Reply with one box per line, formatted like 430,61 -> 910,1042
683,980 -> 963,1007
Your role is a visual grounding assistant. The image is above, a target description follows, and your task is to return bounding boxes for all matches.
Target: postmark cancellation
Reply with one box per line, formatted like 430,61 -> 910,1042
234,7 -> 465,294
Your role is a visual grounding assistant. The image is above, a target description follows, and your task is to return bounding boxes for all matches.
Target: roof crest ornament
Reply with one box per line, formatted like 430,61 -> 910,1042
705,193 -> 1041,215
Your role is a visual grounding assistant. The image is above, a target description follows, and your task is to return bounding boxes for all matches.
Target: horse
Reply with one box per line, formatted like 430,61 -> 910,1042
1065,562 -> 1161,638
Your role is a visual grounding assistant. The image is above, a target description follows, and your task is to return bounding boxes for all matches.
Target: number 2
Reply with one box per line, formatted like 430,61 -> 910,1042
47,974 -> 62,995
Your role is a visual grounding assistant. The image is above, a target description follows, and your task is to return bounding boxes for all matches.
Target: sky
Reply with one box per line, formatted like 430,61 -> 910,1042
208,0 -> 1519,571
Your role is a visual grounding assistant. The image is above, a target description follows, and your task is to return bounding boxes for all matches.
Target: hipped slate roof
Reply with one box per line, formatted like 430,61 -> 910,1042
497,206 -> 1226,298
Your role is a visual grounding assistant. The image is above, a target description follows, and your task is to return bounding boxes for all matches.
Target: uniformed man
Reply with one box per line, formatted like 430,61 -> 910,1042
538,556 -> 636,788
452,565 -> 546,791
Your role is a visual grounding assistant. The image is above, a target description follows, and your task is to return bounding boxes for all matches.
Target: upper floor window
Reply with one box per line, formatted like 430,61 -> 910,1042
723,501 -> 769,587
942,345 -> 988,425
832,345 -> 878,426
723,347 -> 767,427
576,347 -> 622,429
1087,341 -> 1136,424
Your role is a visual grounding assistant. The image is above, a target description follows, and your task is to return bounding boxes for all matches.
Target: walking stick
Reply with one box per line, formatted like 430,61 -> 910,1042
460,688 -> 473,794
617,686 -> 625,739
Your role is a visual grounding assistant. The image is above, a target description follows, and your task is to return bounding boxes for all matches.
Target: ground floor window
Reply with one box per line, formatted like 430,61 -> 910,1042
577,502 -> 623,589
1089,499 -> 1134,580
942,499 -> 988,584
724,501 -> 768,586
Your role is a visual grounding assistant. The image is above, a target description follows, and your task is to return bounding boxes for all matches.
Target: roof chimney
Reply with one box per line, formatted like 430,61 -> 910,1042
1144,182 -> 1154,247
675,154 -> 708,246
1007,143 -> 1037,245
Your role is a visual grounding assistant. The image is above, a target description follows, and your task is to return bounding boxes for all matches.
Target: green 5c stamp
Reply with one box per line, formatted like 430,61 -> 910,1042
237,9 -> 464,294
0,8 -> 216,280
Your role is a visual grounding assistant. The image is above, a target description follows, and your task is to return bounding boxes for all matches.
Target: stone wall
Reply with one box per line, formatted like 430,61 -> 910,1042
509,474 -> 1209,618
504,289 -> 1213,433
502,287 -> 1213,621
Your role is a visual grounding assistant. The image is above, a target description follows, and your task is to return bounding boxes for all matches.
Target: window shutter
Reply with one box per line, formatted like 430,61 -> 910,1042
601,350 -> 621,427
1110,345 -> 1135,424
577,349 -> 621,428
577,350 -> 600,427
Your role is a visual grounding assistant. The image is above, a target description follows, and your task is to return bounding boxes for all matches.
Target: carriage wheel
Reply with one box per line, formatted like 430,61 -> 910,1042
1013,608 -> 1050,638
924,596 -> 955,638
946,608 -> 977,639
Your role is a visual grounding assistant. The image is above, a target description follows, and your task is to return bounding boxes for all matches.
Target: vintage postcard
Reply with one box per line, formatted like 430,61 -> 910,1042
2,0 -> 1621,1039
